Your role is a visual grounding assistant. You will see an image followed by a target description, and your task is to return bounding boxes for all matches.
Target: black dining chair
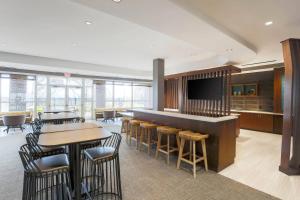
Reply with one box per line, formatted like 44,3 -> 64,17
25,133 -> 66,159
19,144 -> 72,200
83,132 -> 122,200
31,118 -> 43,136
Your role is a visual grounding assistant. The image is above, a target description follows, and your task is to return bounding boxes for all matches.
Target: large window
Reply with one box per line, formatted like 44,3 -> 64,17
0,72 -> 152,119
114,82 -> 132,108
36,76 -> 47,112
0,74 -> 35,112
0,76 -> 10,112
133,84 -> 152,108
105,82 -> 113,108
95,81 -> 152,109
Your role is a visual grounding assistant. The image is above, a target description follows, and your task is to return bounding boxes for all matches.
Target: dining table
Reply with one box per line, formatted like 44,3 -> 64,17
41,122 -> 101,133
43,109 -> 75,114
38,127 -> 112,200
39,113 -> 81,124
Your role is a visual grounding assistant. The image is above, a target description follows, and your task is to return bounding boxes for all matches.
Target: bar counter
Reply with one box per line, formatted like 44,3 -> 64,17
132,109 -> 239,172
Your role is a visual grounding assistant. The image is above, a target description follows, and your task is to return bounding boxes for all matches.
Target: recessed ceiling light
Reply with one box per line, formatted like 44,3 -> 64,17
72,43 -> 78,47
112,0 -> 121,3
85,21 -> 92,25
265,21 -> 273,26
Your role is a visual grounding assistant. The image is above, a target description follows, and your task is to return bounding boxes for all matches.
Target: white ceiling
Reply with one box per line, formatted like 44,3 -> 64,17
171,0 -> 300,66
0,0 -> 298,79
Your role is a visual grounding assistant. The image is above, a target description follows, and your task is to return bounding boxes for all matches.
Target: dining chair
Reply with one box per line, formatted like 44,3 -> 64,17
25,133 -> 66,159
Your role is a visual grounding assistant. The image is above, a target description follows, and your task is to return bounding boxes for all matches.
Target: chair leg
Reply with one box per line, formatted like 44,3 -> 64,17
147,129 -> 151,155
189,140 -> 192,161
139,128 -> 144,151
201,139 -> 208,171
177,138 -> 185,169
136,126 -> 139,150
155,133 -> 162,159
193,141 -> 196,178
167,135 -> 170,165
129,125 -> 133,145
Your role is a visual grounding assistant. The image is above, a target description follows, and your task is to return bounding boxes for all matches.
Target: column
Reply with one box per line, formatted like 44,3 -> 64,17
153,58 -> 165,111
280,38 -> 300,175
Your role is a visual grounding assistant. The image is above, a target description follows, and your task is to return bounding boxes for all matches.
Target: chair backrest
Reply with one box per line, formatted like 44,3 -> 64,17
31,118 -> 42,135
25,133 -> 43,155
103,111 -> 115,119
103,132 -> 122,156
19,144 -> 39,172
3,114 -> 26,126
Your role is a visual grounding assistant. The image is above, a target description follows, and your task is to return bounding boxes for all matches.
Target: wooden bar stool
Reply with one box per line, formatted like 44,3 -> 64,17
177,131 -> 209,178
139,122 -> 157,155
128,119 -> 143,149
121,117 -> 131,134
155,126 -> 181,165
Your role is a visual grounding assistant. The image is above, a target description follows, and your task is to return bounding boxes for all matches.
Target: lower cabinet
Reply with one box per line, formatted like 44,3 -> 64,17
234,112 -> 283,134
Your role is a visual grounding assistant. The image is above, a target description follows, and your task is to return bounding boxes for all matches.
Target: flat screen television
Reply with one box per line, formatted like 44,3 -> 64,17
187,78 -> 223,100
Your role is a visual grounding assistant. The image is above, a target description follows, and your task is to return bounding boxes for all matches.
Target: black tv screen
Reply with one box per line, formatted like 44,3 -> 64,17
188,78 -> 223,100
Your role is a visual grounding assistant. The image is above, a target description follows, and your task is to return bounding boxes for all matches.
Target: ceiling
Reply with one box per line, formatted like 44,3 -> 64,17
171,0 -> 300,66
0,0 -> 298,79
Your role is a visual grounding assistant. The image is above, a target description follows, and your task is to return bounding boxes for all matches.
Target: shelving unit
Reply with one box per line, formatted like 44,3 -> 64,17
232,83 -> 258,97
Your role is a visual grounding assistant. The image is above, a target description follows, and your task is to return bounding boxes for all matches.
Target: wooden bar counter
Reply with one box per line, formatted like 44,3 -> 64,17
132,109 -> 238,172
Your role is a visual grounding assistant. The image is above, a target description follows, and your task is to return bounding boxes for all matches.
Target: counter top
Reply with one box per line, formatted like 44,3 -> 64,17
231,109 -> 283,116
132,109 -> 238,123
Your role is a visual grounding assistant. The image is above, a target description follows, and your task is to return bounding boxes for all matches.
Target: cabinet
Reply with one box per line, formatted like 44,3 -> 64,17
233,111 -> 283,134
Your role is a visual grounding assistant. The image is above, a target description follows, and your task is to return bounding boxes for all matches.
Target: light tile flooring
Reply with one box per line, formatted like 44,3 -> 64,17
220,129 -> 300,200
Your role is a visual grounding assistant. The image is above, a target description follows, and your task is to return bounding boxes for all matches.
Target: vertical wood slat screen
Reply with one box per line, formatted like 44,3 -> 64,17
164,79 -> 179,109
181,69 -> 232,117
165,66 -> 238,117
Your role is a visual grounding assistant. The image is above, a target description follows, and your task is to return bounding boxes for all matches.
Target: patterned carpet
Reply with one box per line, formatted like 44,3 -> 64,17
0,122 -> 279,200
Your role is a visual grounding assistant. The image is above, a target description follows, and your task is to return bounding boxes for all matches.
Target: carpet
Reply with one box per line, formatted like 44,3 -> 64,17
0,122 -> 279,200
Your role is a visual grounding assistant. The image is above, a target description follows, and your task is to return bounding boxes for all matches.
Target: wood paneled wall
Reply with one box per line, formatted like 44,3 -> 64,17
164,79 -> 179,109
165,65 -> 240,117
231,71 -> 274,112
274,67 -> 284,113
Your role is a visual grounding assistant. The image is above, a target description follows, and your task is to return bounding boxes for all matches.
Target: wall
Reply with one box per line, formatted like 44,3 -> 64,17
231,71 -> 274,112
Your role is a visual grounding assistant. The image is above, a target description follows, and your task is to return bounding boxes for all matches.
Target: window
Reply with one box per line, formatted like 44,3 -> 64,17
114,82 -> 132,108
0,76 -> 35,112
133,84 -> 152,108
95,81 -> 152,109
36,76 -> 47,112
105,82 -> 113,108
0,78 -> 10,112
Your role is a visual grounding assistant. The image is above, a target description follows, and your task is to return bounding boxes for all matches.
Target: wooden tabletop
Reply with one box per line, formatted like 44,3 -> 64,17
43,109 -> 75,114
119,111 -> 134,118
40,113 -> 80,120
38,127 -> 112,147
41,122 -> 101,133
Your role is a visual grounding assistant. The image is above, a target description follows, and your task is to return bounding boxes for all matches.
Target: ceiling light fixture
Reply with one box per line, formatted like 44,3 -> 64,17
265,21 -> 273,26
85,21 -> 92,25
112,0 -> 121,3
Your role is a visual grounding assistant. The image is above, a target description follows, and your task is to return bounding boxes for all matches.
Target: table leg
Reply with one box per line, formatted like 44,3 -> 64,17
69,143 -> 81,200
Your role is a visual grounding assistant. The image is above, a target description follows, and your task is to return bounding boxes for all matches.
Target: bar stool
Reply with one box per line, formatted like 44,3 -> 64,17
121,117 -> 131,134
139,122 -> 157,155
19,144 -> 72,200
155,126 -> 181,165
128,119 -> 143,148
177,131 -> 209,178
83,133 -> 122,200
